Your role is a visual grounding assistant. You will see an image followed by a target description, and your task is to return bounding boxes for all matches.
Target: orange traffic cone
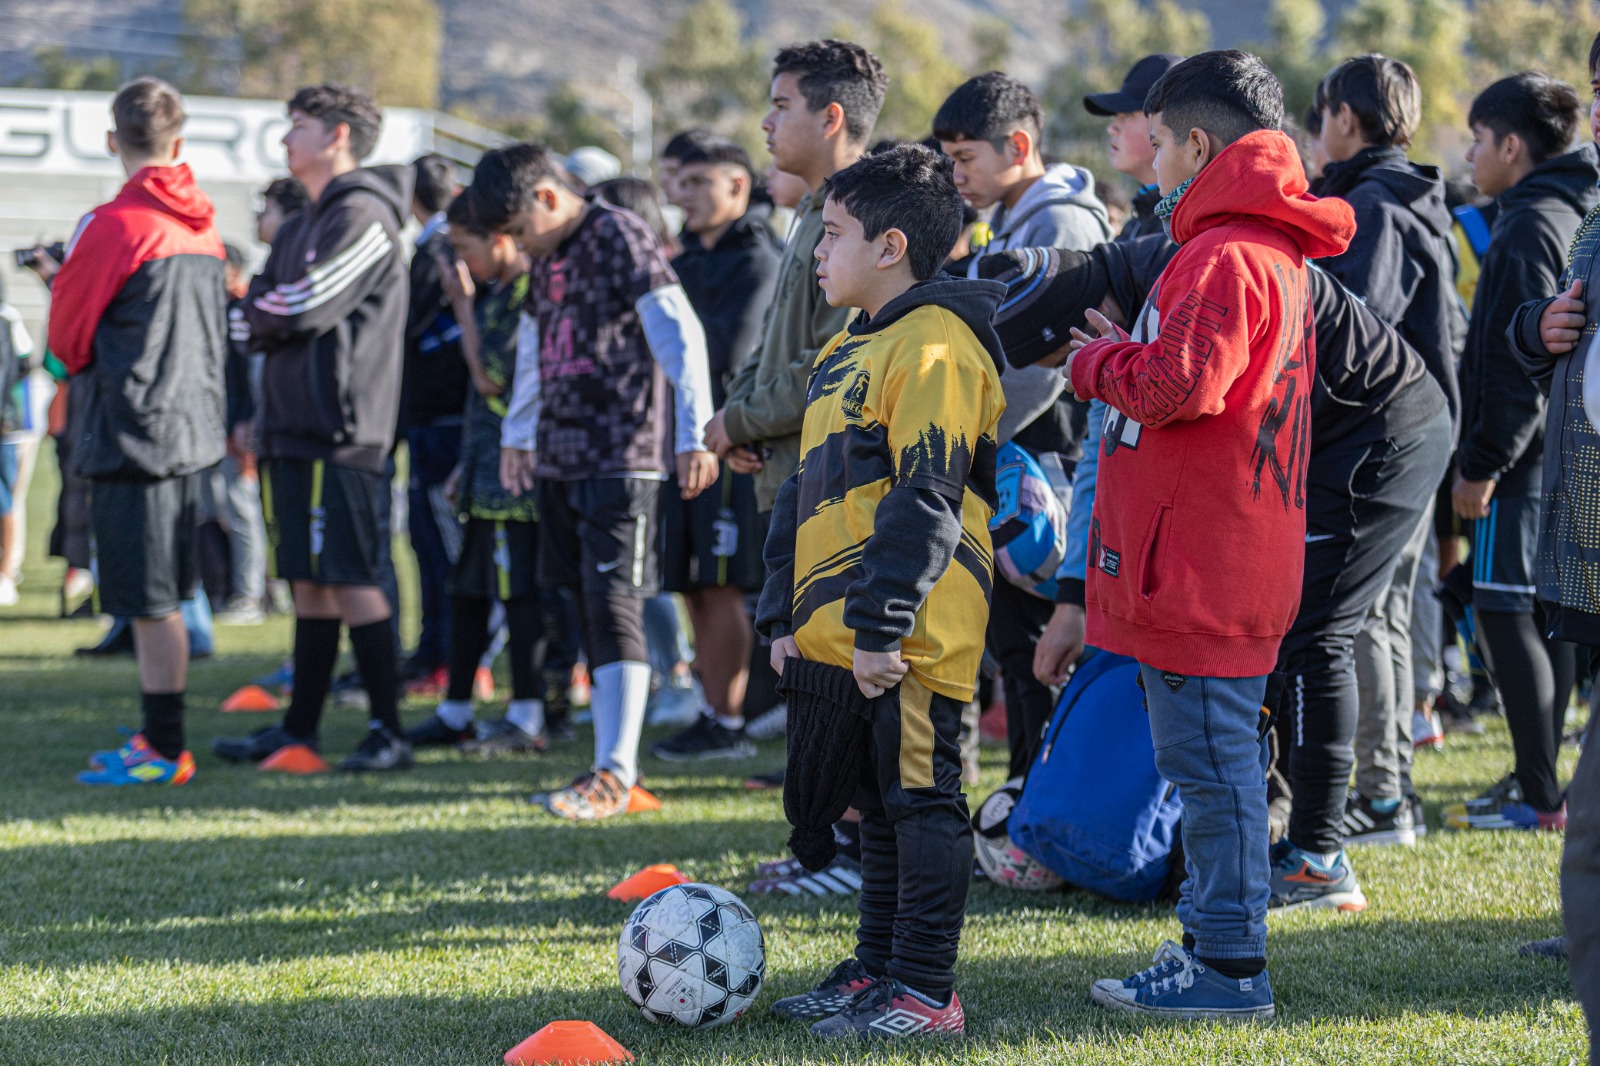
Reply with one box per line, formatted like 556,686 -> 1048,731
220,685 -> 280,713
474,665 -> 496,701
258,744 -> 331,774
626,785 -> 662,813
504,1021 -> 634,1065
607,863 -> 690,901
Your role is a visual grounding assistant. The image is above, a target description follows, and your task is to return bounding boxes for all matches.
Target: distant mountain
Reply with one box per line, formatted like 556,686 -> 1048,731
2,0 -> 1310,124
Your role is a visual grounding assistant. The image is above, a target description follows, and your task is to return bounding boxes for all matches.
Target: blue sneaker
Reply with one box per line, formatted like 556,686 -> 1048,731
253,661 -> 294,689
1267,841 -> 1367,913
78,733 -> 195,786
1091,942 -> 1275,1021
88,726 -> 138,769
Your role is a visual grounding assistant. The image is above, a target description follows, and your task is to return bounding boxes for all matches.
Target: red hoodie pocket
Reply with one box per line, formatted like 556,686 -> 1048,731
1138,504 -> 1171,603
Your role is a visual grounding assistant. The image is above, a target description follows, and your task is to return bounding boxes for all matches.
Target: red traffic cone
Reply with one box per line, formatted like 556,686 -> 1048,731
220,685 -> 280,713
607,863 -> 690,901
625,785 -> 662,813
504,1020 -> 634,1065
258,744 -> 331,774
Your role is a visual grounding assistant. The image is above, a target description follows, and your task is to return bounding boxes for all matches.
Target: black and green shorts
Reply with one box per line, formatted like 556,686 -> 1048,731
263,458 -> 388,587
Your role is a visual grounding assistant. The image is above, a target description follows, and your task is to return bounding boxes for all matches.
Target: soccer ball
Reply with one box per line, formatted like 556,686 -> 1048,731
973,778 -> 1064,892
617,883 -> 766,1029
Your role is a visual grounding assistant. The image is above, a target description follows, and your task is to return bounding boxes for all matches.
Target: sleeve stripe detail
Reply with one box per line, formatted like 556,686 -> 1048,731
254,223 -> 391,316
271,222 -> 387,298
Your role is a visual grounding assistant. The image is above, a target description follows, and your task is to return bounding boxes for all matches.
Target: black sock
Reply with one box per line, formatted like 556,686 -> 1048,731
832,818 -> 862,864
447,596 -> 494,702
505,597 -> 541,701
349,619 -> 401,733
1183,932 -> 1196,954
282,617 -> 341,741
141,691 -> 186,760
1198,954 -> 1266,980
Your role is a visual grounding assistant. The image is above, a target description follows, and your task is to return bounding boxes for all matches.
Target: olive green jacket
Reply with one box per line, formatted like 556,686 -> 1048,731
721,191 -> 852,511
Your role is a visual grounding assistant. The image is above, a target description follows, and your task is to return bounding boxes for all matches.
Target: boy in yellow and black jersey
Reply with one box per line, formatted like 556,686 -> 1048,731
758,144 -> 1006,1040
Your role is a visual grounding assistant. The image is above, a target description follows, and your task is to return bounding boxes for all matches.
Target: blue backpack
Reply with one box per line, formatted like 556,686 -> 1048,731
1009,649 -> 1183,902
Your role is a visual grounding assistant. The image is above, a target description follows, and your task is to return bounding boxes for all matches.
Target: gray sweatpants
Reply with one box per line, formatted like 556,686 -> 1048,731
1354,503 -> 1432,801
1564,716 -> 1600,1062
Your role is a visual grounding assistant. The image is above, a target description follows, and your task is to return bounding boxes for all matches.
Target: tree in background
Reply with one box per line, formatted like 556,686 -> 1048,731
644,0 -> 769,157
1255,0 -> 1329,126
1336,0 -> 1471,160
839,0 -> 967,141
1040,0 -> 1212,158
184,0 -> 442,109
21,47 -> 126,92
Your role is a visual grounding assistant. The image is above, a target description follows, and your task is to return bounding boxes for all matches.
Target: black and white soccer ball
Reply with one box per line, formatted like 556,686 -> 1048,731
617,883 -> 766,1029
973,777 -> 1064,892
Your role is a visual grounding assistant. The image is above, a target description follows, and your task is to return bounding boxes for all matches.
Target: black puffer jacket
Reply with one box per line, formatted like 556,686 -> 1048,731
1459,145 -> 1599,491
246,166 -> 413,473
672,207 -> 782,408
403,221 -> 469,428
1319,146 -> 1464,428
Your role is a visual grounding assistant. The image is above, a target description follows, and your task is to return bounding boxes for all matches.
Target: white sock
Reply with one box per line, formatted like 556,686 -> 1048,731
506,698 -> 544,735
592,660 -> 651,788
718,715 -> 745,730
436,699 -> 474,730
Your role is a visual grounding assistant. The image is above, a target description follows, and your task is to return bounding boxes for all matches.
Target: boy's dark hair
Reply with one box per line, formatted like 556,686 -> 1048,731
931,71 -> 1045,152
1144,50 -> 1284,147
111,77 -> 185,157
772,39 -> 888,145
467,142 -> 572,231
1320,54 -> 1420,149
262,176 -> 310,215
592,177 -> 672,247
413,153 -> 456,213
662,127 -> 717,162
1590,31 -> 1600,79
824,143 -> 963,281
287,84 -> 383,161
446,190 -> 492,237
676,137 -> 754,174
1468,72 -> 1582,165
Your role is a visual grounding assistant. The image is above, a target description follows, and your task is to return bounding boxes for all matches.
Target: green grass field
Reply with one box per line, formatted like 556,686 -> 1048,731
0,450 -> 1588,1065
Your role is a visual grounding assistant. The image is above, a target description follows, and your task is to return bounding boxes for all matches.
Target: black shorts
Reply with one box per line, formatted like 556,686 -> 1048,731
264,458 -> 388,587
661,465 -> 766,592
451,517 -> 540,601
1473,489 -> 1540,614
91,473 -> 199,618
538,477 -> 660,598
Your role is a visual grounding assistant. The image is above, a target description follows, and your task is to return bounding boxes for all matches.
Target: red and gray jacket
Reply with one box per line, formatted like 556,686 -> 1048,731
49,164 -> 227,480
245,166 -> 413,473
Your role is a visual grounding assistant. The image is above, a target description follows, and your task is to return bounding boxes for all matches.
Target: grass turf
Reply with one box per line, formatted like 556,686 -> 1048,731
0,451 -> 1587,1064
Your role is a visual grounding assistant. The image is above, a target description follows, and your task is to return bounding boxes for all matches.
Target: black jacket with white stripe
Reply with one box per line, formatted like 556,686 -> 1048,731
246,165 -> 413,473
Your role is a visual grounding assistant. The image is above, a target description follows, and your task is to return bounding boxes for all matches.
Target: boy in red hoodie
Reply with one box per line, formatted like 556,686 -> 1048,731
1065,51 -> 1355,1020
49,78 -> 227,785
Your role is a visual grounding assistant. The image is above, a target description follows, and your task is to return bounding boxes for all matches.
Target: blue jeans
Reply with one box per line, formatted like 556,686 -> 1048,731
103,589 -> 213,657
1141,665 -> 1270,961
406,424 -> 462,668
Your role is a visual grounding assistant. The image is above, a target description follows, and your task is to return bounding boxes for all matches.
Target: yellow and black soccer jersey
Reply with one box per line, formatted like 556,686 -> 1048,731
757,276 -> 1008,702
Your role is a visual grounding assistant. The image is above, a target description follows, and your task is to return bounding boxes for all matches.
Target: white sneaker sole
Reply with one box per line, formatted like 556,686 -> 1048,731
1344,827 -> 1417,847
1269,888 -> 1367,915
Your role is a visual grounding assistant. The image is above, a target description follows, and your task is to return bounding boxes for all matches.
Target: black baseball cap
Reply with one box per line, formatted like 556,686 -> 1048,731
1083,54 -> 1187,116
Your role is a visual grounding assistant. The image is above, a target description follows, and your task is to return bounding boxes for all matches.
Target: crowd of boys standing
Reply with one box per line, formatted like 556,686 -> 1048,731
18,25 -> 1600,1052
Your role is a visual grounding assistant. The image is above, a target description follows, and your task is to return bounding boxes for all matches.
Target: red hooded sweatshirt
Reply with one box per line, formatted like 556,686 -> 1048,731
1068,130 -> 1356,677
49,163 -> 227,480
